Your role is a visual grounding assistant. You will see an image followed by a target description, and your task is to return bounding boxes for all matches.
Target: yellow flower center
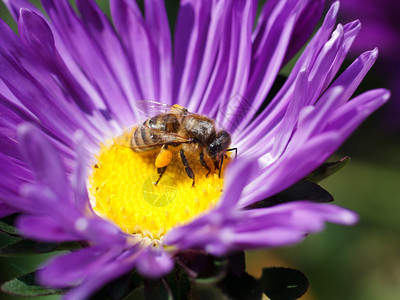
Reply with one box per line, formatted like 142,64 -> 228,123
88,131 -> 226,240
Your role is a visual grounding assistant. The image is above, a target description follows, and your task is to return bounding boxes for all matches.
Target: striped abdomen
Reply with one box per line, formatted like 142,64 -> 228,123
130,113 -> 181,152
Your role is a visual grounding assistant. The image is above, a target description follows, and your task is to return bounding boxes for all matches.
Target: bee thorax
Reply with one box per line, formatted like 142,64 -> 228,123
184,117 -> 215,144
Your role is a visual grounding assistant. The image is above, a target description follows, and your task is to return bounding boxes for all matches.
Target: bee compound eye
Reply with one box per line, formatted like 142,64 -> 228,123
207,142 -> 218,157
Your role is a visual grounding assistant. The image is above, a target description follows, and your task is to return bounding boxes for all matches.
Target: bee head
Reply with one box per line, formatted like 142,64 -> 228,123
207,130 -> 231,160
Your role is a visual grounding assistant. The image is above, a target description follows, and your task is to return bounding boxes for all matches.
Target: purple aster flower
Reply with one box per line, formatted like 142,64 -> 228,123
0,0 -> 389,299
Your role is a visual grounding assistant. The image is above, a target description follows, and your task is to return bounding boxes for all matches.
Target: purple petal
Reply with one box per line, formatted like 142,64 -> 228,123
71,131 -> 91,214
2,0 -> 38,20
239,132 -> 342,207
237,1 -> 340,143
328,48 -> 378,106
16,215 -> 79,242
76,0 -> 142,121
321,20 -> 361,91
144,0 -> 173,102
18,124 -> 71,201
167,201 -> 358,255
37,247 -> 112,288
18,181 -> 125,244
189,0 -> 230,113
216,158 -> 258,210
326,89 -> 390,134
80,217 -> 127,246
41,0 -> 134,126
204,0 -> 256,119
62,247 -> 146,300
0,94 -> 41,160
282,0 -> 324,65
110,0 -> 160,101
0,24 -> 85,147
270,68 -> 308,159
231,228 -> 306,249
18,9 -> 101,120
0,202 -> 18,218
229,0 -> 299,132
18,125 -> 70,202
136,248 -> 174,279
172,0 -> 212,105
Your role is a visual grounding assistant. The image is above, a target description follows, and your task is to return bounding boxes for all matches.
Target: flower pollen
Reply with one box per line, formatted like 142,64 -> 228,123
89,132 -> 225,240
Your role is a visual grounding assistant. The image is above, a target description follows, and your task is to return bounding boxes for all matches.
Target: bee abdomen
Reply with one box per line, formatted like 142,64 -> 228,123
130,113 -> 180,152
130,125 -> 155,152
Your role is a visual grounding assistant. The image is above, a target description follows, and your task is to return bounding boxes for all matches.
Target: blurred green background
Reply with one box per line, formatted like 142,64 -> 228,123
1,1 -> 399,299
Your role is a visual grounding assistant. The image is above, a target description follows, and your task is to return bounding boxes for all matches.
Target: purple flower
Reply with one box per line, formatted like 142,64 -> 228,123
0,0 -> 389,299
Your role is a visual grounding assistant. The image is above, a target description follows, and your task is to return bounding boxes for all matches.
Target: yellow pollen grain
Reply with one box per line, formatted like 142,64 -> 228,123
88,134 -> 227,240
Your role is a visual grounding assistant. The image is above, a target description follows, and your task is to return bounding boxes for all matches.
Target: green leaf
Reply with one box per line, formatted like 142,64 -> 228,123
305,157 -> 350,183
248,180 -> 333,209
259,267 -> 309,300
190,283 -> 225,300
0,239 -> 36,257
218,271 -> 262,300
52,242 -> 83,252
121,287 -> 145,300
165,266 -> 191,300
1,272 -> 64,297
144,278 -> 173,300
175,250 -> 227,283
0,215 -> 20,236
0,240 -> 82,257
108,274 -> 131,300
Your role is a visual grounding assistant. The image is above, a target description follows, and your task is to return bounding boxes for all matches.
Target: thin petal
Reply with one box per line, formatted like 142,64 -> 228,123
71,131 -> 91,214
18,124 -> 70,200
110,0 -> 160,101
76,0 -> 142,121
237,1 -> 340,143
2,0 -> 38,20
18,9 -> 99,119
63,247 -> 145,300
16,215 -> 79,242
37,247 -> 112,288
217,158 -> 258,210
145,0 -> 173,101
282,0 -> 324,65
172,0 -> 212,104
42,0 -> 134,126
229,0 -> 299,132
200,0 -> 256,119
0,202 -> 18,218
136,248 -> 174,279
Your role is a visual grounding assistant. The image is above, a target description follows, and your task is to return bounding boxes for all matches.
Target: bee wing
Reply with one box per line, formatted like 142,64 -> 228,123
134,101 -> 175,117
133,100 -> 193,118
115,125 -> 190,150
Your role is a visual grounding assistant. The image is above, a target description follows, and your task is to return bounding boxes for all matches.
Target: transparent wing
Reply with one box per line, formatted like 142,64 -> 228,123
115,125 -> 191,150
133,100 -> 190,117
134,101 -> 174,117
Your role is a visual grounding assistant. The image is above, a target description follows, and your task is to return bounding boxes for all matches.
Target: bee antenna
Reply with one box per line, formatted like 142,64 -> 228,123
226,147 -> 238,159
218,155 -> 224,178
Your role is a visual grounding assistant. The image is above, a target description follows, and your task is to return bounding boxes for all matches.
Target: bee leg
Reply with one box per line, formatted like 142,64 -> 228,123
180,149 -> 195,187
199,152 -> 211,177
218,155 -> 224,178
211,158 -> 223,178
154,145 -> 172,186
155,166 -> 167,186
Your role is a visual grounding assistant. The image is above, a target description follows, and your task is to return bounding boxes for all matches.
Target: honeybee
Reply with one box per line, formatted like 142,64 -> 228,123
117,101 -> 236,187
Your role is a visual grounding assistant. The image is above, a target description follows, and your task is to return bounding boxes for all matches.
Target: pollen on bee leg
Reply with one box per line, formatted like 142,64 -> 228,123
88,133 -> 229,240
155,148 -> 173,168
